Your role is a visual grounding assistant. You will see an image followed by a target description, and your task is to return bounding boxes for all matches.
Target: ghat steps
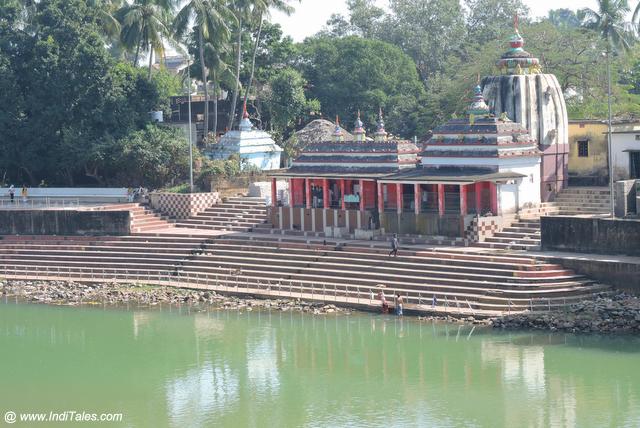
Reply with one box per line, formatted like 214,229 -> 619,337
173,197 -> 269,232
0,233 -> 609,315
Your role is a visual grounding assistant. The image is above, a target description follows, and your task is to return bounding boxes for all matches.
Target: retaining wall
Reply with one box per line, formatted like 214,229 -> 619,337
0,210 -> 130,235
149,192 -> 219,219
541,216 -> 640,256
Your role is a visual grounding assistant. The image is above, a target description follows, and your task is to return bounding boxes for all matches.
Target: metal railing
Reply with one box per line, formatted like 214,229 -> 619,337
0,198 -> 81,209
0,263 -> 584,316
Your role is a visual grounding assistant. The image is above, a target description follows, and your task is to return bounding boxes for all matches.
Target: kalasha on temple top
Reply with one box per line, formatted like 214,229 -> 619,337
277,111 -> 420,179
496,15 -> 541,75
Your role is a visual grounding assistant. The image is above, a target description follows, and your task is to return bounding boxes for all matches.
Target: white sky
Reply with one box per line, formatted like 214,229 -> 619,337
271,0 -> 598,42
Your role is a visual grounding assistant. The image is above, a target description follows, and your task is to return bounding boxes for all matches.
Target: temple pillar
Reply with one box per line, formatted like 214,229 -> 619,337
271,178 -> 277,207
414,184 -> 421,215
475,182 -> 483,214
396,183 -> 403,214
323,179 -> 329,209
489,182 -> 499,215
288,179 -> 294,206
359,179 -> 365,212
377,182 -> 384,212
460,184 -> 468,216
340,179 -> 346,210
437,184 -> 445,217
305,178 -> 312,209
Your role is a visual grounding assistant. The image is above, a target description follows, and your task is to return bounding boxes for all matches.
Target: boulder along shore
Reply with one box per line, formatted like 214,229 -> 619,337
492,293 -> 640,334
0,280 -> 351,315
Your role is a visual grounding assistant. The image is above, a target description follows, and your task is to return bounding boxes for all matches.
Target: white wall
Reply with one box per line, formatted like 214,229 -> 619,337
498,160 -> 541,213
611,133 -> 640,180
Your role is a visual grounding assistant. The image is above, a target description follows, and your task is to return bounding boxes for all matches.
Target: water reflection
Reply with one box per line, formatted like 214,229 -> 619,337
0,302 -> 639,428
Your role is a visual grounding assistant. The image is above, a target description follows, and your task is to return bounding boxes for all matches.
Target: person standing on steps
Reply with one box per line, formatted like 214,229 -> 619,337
8,185 -> 15,203
21,185 -> 28,203
378,290 -> 388,314
389,233 -> 399,257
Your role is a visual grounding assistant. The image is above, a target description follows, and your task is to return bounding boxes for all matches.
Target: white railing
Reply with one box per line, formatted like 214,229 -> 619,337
0,198 -> 81,209
0,264 -> 582,316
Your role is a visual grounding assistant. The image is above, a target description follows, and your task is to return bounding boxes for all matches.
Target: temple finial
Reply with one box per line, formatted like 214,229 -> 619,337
353,110 -> 365,142
514,13 -> 519,32
333,115 -> 344,142
239,101 -> 252,130
242,101 -> 249,119
375,107 -> 387,142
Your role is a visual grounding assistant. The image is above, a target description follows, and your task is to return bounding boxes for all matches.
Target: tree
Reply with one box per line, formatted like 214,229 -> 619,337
547,8 -> 580,28
464,0 -> 530,45
579,0 -> 633,53
175,0 -> 233,140
118,0 -> 174,77
297,36 -> 425,137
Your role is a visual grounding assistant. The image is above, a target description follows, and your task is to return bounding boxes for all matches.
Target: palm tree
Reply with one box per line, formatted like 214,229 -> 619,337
175,0 -> 233,141
242,0 -> 297,108
580,0 -> 633,52
579,0 -> 635,217
118,0 -> 175,78
89,0 -> 123,42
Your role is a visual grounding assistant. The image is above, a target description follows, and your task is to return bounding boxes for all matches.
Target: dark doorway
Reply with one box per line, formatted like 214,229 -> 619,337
630,151 -> 640,179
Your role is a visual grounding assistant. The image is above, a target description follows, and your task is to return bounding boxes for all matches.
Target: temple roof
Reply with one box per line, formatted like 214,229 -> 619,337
273,139 -> 420,179
379,168 -> 526,184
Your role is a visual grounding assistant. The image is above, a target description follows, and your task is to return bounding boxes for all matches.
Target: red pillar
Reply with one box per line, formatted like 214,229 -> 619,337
323,178 -> 329,209
489,182 -> 498,215
271,178 -> 277,207
475,182 -> 483,214
288,179 -> 294,206
437,184 -> 445,217
359,179 -> 365,212
305,178 -> 312,209
340,179 -> 346,210
414,183 -> 421,215
460,184 -> 468,216
377,182 -> 384,212
396,183 -> 403,214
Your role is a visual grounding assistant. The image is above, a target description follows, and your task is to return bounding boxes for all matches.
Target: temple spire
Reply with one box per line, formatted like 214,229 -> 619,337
239,101 -> 252,131
496,17 -> 542,75
333,116 -> 344,142
353,110 -> 366,142
375,108 -> 387,142
466,83 -> 490,120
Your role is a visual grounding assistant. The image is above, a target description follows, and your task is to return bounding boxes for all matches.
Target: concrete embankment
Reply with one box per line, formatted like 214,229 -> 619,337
493,293 -> 640,334
0,280 -> 350,315
0,210 -> 130,235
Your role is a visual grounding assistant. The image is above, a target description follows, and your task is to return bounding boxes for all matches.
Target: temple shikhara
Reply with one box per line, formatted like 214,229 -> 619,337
268,21 -> 568,242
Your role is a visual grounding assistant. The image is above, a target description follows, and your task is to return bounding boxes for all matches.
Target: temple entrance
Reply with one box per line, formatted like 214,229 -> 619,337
630,151 -> 640,179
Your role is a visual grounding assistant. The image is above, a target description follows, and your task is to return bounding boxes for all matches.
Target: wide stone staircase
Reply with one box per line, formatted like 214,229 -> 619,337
544,187 -> 611,217
89,203 -> 175,234
0,233 -> 610,316
173,197 -> 268,232
474,218 -> 541,251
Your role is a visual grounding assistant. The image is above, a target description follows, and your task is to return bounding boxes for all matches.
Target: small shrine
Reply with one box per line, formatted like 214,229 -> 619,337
206,104 -> 283,170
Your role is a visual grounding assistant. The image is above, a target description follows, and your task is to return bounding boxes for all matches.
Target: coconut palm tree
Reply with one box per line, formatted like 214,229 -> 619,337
118,0 -> 175,78
175,0 -> 233,141
579,0 -> 633,52
242,0 -> 297,108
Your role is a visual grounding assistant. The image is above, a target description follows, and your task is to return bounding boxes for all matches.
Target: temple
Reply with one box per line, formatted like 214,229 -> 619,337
205,103 -> 283,170
481,16 -> 569,201
268,87 -> 540,239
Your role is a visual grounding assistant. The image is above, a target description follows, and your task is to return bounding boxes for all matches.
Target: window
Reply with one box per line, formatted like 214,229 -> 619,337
577,140 -> 589,157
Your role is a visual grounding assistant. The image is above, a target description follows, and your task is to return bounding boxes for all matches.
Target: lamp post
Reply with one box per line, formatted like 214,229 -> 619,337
605,50 -> 615,218
186,56 -> 194,193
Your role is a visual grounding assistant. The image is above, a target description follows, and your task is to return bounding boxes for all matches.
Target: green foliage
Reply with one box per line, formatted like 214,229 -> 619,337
297,36 -> 425,137
264,67 -> 319,135
107,124 -> 193,188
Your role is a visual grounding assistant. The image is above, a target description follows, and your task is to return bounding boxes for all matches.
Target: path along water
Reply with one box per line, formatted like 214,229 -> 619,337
0,301 -> 639,428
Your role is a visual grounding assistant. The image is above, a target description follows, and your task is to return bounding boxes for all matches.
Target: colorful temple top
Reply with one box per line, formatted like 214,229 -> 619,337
421,85 -> 540,169
353,111 -> 366,142
496,16 -> 541,75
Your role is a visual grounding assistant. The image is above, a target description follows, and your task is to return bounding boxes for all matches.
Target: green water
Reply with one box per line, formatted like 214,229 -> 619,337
0,302 -> 639,428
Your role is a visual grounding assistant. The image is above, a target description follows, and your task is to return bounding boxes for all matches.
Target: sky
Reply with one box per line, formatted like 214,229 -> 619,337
271,0 -> 598,42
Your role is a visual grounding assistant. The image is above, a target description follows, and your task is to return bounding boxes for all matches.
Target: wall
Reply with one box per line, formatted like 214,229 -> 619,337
497,160 -> 540,214
611,131 -> 640,180
0,210 -> 130,235
541,216 -> 640,256
614,180 -> 638,217
482,74 -> 569,201
149,192 -> 219,219
270,207 -> 370,233
0,187 -> 128,203
567,121 -> 609,186
542,256 -> 640,294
